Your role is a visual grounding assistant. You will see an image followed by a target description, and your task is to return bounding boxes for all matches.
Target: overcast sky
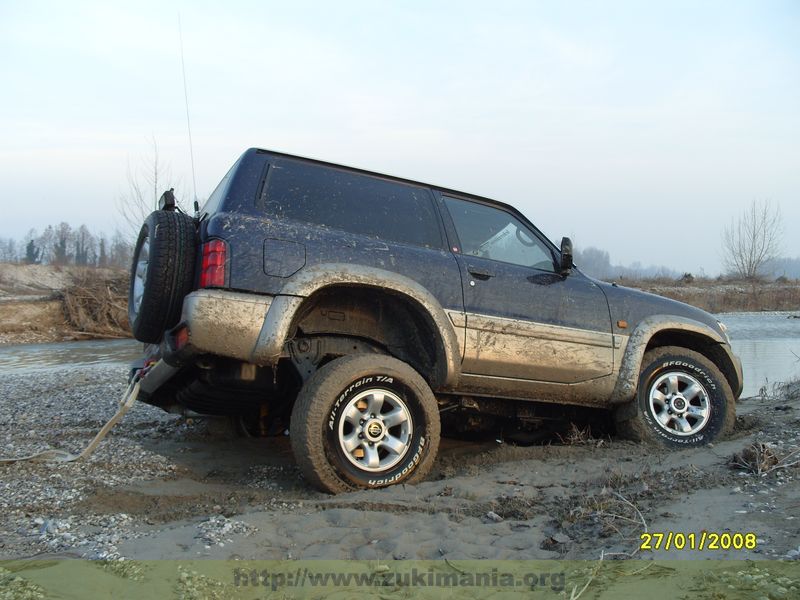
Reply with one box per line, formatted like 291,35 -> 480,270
1,0 -> 797,274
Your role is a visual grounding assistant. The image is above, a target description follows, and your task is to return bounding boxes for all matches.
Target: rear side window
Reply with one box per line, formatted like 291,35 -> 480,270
263,160 -> 442,248
201,159 -> 239,216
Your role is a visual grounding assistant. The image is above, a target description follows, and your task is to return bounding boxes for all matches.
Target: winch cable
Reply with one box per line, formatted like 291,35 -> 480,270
0,374 -> 141,464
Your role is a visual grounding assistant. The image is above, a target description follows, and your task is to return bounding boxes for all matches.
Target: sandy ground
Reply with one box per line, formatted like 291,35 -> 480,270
1,365 -> 798,567
0,263 -> 129,345
0,264 -> 77,294
0,300 -> 67,345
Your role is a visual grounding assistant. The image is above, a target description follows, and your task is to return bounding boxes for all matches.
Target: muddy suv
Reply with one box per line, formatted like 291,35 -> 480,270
128,148 -> 743,493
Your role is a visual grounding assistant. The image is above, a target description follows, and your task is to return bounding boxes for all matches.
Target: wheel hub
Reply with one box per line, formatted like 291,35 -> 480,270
670,396 -> 687,412
337,388 -> 413,472
647,371 -> 711,436
363,418 -> 386,442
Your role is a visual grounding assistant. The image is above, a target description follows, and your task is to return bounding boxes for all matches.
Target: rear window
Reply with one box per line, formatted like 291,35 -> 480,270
263,160 -> 442,248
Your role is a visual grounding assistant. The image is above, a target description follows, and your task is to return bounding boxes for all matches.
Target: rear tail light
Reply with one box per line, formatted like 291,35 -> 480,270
199,239 -> 227,288
173,325 -> 190,350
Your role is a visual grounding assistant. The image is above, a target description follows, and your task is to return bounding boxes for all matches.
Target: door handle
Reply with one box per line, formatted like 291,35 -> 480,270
467,265 -> 494,280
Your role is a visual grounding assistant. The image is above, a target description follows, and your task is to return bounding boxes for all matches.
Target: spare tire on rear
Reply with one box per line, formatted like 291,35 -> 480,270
128,210 -> 197,343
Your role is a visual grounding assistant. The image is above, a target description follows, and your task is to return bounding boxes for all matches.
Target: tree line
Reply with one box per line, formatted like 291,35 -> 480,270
0,224 -> 133,269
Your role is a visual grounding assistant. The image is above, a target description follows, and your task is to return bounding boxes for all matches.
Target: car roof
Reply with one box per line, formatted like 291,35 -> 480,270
250,147 -> 526,216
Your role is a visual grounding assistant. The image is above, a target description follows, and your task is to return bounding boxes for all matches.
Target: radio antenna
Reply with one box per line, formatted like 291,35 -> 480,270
178,13 -> 199,213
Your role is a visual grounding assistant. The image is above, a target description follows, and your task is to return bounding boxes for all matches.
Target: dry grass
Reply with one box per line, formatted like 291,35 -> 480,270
464,493 -> 539,520
62,269 -> 130,337
562,487 -> 648,543
557,423 -> 598,446
623,277 -> 800,312
555,422 -> 613,448
728,442 -> 800,476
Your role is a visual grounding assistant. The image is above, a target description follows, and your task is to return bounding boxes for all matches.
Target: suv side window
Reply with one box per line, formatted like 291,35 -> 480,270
443,196 -> 556,272
263,160 -> 442,249
201,159 -> 239,216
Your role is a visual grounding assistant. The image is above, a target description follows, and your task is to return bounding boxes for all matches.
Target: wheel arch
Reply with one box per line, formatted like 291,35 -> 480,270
250,264 -> 462,389
611,316 -> 742,404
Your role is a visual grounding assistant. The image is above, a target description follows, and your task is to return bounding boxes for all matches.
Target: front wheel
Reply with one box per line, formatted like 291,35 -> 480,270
290,354 -> 440,493
616,346 -> 735,447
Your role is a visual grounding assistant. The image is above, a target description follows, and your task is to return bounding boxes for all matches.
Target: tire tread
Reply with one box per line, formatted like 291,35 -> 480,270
128,211 -> 197,343
616,346 -> 736,446
290,354 -> 440,494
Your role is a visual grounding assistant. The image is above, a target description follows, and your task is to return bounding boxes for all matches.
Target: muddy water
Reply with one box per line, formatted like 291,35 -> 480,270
0,312 -> 797,398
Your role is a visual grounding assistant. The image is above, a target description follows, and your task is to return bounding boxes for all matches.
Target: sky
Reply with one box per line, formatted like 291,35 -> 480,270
0,0 -> 798,274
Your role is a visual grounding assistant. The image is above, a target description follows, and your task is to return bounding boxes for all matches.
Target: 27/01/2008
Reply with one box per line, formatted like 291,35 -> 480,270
640,531 -> 757,551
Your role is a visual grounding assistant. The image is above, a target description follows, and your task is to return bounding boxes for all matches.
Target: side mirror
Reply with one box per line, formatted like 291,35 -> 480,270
560,237 -> 573,273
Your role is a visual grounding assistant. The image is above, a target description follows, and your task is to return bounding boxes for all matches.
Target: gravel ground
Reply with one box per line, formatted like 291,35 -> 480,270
0,365 -> 187,559
1,365 -> 799,565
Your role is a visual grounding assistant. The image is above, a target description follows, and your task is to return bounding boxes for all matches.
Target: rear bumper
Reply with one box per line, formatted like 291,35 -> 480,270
174,289 -> 274,362
138,290 -> 275,398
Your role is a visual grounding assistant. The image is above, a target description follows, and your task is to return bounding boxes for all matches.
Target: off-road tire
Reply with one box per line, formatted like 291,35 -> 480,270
128,211 -> 196,343
616,346 -> 735,447
290,354 -> 440,494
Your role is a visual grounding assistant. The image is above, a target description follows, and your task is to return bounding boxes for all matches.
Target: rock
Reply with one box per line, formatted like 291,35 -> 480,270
486,511 -> 503,523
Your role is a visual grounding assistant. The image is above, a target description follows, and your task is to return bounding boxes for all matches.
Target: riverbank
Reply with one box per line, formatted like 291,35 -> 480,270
0,264 -> 129,345
624,278 -> 800,313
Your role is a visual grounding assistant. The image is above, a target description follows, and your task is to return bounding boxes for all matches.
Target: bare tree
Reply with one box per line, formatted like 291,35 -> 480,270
116,138 -> 186,241
109,229 -> 133,269
722,200 -> 783,280
97,236 -> 108,268
0,238 -> 17,263
74,224 -> 96,266
37,225 -> 55,264
51,222 -> 73,266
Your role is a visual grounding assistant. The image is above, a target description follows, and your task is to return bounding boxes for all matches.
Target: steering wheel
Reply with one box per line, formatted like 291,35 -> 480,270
515,226 -> 537,247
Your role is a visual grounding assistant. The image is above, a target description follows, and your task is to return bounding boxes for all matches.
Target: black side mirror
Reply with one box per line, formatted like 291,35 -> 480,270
560,237 -> 573,273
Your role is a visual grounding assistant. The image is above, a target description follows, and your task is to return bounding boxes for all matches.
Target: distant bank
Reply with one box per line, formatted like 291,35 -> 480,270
624,278 -> 800,313
0,264 -> 129,345
0,263 -> 797,345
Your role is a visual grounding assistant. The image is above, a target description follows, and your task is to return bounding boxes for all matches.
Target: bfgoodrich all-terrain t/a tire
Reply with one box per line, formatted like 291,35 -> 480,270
616,346 -> 735,447
290,354 -> 441,494
128,210 -> 196,343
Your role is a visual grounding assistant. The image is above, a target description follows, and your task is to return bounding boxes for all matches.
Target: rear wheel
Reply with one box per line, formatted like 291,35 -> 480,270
128,210 -> 196,343
616,346 -> 735,447
290,354 -> 440,493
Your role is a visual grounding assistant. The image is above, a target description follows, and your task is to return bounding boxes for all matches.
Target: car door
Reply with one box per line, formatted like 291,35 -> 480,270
440,195 -> 614,384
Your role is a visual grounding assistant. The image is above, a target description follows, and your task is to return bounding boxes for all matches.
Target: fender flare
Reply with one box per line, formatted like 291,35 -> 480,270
250,263 -> 462,389
610,315 -> 732,404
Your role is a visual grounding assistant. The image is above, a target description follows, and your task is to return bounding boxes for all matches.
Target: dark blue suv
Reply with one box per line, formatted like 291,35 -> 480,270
128,148 -> 742,493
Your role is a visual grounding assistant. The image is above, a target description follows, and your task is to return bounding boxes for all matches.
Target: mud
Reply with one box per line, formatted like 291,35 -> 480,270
1,366 -> 798,562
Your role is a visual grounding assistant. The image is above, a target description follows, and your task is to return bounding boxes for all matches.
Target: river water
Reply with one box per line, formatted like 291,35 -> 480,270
0,338 -> 143,373
0,312 -> 797,398
719,311 -> 800,397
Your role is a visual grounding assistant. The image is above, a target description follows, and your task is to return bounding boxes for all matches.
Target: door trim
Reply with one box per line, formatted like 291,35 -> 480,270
465,311 -> 621,349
